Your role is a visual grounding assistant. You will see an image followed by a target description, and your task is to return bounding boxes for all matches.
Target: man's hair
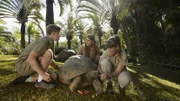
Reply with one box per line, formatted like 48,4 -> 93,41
106,35 -> 120,48
46,24 -> 61,35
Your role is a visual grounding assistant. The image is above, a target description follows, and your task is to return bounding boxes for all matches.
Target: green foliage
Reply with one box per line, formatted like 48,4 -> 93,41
118,0 -> 180,65
0,25 -> 20,55
0,39 -> 20,55
59,37 -> 80,52
27,22 -> 41,43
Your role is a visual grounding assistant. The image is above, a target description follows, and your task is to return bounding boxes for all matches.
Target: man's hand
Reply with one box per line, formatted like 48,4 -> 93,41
41,72 -> 51,82
100,73 -> 107,81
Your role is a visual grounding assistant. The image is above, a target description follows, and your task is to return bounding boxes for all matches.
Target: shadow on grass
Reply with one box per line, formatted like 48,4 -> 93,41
0,68 -> 16,76
0,77 -> 134,101
133,64 -> 180,84
128,65 -> 180,101
0,60 -> 16,62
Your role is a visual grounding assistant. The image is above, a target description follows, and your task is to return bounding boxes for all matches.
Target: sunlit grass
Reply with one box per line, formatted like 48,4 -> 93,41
0,55 -> 180,101
145,73 -> 180,90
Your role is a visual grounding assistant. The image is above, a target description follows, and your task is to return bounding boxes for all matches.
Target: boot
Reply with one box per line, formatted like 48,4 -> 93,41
106,81 -> 114,93
119,87 -> 126,96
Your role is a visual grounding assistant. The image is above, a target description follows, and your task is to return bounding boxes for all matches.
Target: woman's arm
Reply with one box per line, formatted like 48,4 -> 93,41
77,45 -> 83,55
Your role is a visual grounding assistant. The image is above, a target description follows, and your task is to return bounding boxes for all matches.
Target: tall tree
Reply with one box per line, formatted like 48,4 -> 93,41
0,0 -> 43,48
77,0 -> 130,35
56,13 -> 78,49
27,22 -> 41,44
46,0 -> 54,26
0,19 -> 14,42
46,0 -> 72,48
46,0 -> 72,26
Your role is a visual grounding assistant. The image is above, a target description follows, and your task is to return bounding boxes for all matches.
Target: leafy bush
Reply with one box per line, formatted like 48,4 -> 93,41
58,37 -> 80,52
0,41 -> 20,55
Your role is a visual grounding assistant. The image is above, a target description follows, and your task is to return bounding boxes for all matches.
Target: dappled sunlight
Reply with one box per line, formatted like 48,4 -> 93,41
127,67 -> 137,74
0,55 -> 18,61
144,73 -> 180,90
140,77 -> 160,88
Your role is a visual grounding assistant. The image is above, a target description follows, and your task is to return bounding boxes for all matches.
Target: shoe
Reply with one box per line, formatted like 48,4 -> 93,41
8,76 -> 29,85
34,81 -> 55,89
120,87 -> 126,96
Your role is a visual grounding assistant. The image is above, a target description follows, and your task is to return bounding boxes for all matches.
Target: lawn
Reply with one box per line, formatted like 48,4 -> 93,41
0,55 -> 180,101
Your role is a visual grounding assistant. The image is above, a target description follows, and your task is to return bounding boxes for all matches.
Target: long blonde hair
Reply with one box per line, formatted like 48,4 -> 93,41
84,34 -> 98,62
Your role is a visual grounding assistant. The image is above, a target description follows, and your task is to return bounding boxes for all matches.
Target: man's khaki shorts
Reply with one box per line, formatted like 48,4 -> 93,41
16,60 -> 35,76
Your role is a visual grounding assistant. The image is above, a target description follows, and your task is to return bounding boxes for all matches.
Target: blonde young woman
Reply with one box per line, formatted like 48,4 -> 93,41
77,34 -> 100,64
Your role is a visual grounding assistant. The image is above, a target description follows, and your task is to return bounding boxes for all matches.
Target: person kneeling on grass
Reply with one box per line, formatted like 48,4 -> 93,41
98,35 -> 133,95
12,24 -> 61,89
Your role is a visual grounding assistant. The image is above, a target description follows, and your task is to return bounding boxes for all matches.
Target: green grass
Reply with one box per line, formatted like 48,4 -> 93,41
0,55 -> 180,101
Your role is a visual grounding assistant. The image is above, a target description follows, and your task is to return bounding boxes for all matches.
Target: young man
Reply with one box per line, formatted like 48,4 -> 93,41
14,24 -> 61,89
98,35 -> 133,95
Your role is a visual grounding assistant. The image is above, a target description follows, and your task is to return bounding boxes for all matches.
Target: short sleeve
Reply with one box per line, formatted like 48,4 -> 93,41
99,50 -> 108,63
32,39 -> 49,56
119,51 -> 128,66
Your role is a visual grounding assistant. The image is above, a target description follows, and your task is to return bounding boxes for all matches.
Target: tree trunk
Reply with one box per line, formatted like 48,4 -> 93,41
46,0 -> 54,26
98,36 -> 101,47
67,39 -> 71,49
79,33 -> 83,45
21,22 -> 26,49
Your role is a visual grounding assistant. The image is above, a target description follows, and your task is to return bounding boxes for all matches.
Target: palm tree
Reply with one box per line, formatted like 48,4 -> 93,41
78,13 -> 106,46
46,0 -> 72,26
56,13 -> 78,49
65,13 -> 77,49
27,22 -> 41,44
77,0 -> 130,35
75,21 -> 86,45
0,0 -> 43,48
0,19 -> 14,41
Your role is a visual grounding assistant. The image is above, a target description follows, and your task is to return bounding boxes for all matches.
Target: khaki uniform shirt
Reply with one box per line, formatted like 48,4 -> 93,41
100,50 -> 128,69
15,36 -> 54,66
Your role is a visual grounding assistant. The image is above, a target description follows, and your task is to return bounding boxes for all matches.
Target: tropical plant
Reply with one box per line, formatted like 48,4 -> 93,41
77,0 -> 131,35
0,0 -> 44,48
57,13 -> 78,49
26,22 -> 41,44
46,0 -> 72,26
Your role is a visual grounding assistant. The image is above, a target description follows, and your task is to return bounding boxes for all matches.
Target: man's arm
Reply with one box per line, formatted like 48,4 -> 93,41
100,64 -> 124,80
27,51 -> 51,82
110,64 -> 124,77
50,59 -> 59,69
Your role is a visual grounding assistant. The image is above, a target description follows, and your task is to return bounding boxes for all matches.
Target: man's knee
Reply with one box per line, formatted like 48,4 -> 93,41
46,49 -> 53,57
118,77 -> 131,88
100,59 -> 110,67
100,59 -> 112,74
41,49 -> 53,60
